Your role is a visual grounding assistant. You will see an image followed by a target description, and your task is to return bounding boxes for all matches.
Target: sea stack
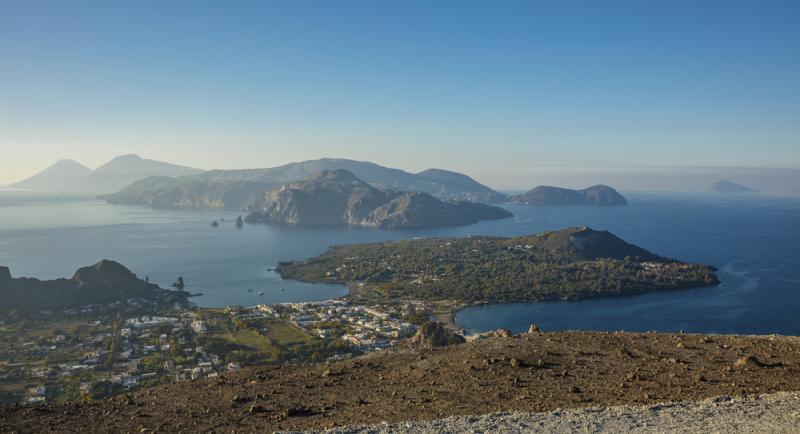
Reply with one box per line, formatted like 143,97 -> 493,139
0,266 -> 11,282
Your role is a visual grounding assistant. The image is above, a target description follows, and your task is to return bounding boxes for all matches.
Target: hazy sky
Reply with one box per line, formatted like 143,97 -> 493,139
1,0 -> 799,188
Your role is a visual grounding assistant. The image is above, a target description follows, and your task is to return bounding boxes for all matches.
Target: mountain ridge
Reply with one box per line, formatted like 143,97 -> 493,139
101,158 -> 508,209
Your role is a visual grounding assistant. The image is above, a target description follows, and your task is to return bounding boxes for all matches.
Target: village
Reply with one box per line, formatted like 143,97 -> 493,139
0,298 -> 425,405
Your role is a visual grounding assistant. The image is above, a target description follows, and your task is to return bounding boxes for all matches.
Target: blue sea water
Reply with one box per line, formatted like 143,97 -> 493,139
0,190 -> 798,335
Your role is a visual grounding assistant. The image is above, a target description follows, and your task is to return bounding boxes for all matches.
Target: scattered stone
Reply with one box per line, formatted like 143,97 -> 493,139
231,395 -> 251,404
733,355 -> 782,369
284,406 -> 317,417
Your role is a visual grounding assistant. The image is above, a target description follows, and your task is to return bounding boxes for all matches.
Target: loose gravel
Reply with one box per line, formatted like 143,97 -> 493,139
315,391 -> 800,434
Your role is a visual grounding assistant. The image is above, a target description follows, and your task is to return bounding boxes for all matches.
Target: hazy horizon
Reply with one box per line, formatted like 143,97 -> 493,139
2,1 -> 799,190
2,153 -> 800,194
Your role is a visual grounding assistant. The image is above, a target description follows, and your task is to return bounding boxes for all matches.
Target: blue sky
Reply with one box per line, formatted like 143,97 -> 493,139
1,0 -> 798,188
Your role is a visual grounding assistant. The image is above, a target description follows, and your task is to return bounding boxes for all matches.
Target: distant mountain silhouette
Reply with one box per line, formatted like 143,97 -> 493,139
10,154 -> 203,193
244,169 -> 512,229
101,158 -> 507,209
510,185 -> 627,206
7,159 -> 92,190
712,180 -> 758,193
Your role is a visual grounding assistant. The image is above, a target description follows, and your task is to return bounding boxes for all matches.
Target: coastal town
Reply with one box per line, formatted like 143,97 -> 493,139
0,298 -> 426,405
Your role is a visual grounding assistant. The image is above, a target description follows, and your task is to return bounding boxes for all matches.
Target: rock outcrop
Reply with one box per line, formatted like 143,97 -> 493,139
407,321 -> 466,348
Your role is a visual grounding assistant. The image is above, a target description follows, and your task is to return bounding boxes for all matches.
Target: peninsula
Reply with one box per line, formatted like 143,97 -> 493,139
277,227 -> 718,303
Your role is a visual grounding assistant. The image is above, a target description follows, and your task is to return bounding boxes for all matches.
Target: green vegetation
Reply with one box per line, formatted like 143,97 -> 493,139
277,227 -> 719,303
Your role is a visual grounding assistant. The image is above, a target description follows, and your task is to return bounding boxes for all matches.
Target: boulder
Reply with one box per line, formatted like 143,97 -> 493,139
493,329 -> 514,338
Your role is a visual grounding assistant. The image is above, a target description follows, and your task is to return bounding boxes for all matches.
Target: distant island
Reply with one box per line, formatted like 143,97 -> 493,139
99,158 -> 507,209
10,154 -> 202,194
244,169 -> 512,229
0,260 -> 187,313
712,180 -> 758,193
277,227 -> 718,303
510,185 -> 627,206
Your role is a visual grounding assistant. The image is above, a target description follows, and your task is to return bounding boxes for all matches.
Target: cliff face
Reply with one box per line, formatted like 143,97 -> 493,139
0,260 -> 172,312
245,170 -> 512,229
510,185 -> 627,206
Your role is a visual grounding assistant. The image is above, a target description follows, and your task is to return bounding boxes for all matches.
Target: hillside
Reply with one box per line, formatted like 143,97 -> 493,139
3,330 -> 799,433
510,185 -> 627,206
277,227 -> 718,302
244,170 -> 512,229
99,158 -> 507,209
416,168 -> 508,203
10,154 -> 203,193
0,260 -> 185,313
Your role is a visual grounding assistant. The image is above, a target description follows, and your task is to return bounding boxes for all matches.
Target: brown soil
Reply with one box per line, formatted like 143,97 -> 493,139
3,331 -> 800,433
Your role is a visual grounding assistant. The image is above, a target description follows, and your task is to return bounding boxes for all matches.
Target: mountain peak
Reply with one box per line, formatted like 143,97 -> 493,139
9,159 -> 92,189
71,259 -> 141,288
110,154 -> 142,161
538,226 -> 662,261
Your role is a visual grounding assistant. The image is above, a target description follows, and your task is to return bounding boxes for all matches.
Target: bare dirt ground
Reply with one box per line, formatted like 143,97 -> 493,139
316,391 -> 800,434
2,331 -> 800,433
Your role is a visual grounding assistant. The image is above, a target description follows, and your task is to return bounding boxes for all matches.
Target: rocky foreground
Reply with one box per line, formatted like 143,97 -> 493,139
3,330 -> 800,433
316,391 -> 800,434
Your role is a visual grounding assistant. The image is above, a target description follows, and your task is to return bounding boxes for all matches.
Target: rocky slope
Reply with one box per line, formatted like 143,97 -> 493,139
3,330 -> 799,433
244,169 -> 512,229
0,260 -> 182,312
510,185 -> 627,206
100,158 -> 507,209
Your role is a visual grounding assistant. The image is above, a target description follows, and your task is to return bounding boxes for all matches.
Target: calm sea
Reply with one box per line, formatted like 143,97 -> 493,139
1,190 -> 798,335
